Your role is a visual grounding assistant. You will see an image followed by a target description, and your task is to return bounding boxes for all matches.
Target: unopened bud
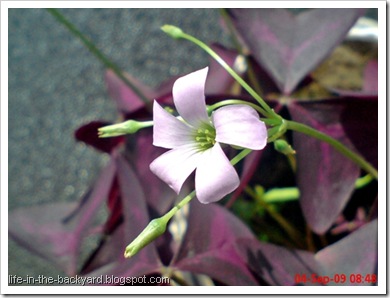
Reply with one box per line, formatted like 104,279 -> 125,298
98,120 -> 153,138
274,139 -> 296,155
124,216 -> 168,258
161,25 -> 184,39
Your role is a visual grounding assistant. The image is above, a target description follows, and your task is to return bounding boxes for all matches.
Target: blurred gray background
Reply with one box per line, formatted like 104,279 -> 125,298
8,8 -> 228,282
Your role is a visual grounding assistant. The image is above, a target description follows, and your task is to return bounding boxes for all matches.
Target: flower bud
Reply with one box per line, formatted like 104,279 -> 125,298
161,25 -> 184,39
98,120 -> 152,138
273,139 -> 296,155
124,217 -> 168,258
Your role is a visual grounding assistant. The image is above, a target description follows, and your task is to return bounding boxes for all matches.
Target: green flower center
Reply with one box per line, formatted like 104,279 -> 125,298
194,124 -> 216,151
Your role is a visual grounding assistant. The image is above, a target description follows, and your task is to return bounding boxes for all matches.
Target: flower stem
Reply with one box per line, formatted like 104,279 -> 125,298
209,99 -> 268,117
254,174 -> 373,205
162,25 -> 276,119
47,8 -> 151,109
263,187 -> 300,203
355,174 -> 374,189
123,145 -> 256,258
164,191 -> 196,221
245,187 -> 306,249
286,120 -> 378,179
230,148 -> 252,166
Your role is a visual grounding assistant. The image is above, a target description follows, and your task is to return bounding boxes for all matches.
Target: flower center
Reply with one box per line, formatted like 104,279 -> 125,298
194,124 -> 216,151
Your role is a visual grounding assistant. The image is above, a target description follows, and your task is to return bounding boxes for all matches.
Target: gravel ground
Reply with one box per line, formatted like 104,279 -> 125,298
8,8 -> 228,283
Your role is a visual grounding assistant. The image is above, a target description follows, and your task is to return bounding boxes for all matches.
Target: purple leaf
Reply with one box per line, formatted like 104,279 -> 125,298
229,8 -> 365,94
316,219 -> 378,285
125,130 -> 179,214
9,158 -> 117,275
82,154 -> 162,283
9,202 -> 80,276
236,239 -> 321,286
226,149 -> 264,208
337,98 -> 378,169
237,220 -> 377,286
363,60 -> 378,93
173,200 -> 258,285
288,101 -> 361,234
205,44 -> 238,94
105,69 -> 156,114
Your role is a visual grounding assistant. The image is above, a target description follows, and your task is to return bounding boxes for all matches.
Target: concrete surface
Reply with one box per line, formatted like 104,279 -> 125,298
8,8 -> 227,283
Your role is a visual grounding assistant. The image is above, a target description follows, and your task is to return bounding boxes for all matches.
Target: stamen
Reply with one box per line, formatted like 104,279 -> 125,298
193,124 -> 216,151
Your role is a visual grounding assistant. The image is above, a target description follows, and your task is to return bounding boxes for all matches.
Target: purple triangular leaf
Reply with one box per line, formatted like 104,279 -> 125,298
9,158 -> 117,275
125,130 -> 179,214
316,219 -> 378,285
229,8 -> 365,94
82,154 -> 161,281
288,101 -> 361,234
337,98 -> 378,169
247,57 -> 283,97
236,239 -> 321,286
205,44 -> 238,94
9,202 -> 80,276
173,200 -> 258,285
363,60 -> 378,93
105,69 -> 156,114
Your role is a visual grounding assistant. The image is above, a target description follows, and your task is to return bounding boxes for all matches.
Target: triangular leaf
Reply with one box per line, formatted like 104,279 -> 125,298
105,69 -> 156,114
82,154 -> 162,281
9,158 -> 117,275
288,101 -> 361,234
229,8 -> 365,94
316,219 -> 378,285
173,200 -> 258,285
236,239 -> 321,286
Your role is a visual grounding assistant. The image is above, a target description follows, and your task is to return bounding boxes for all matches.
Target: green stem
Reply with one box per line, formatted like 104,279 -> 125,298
209,99 -> 267,117
219,9 -> 264,96
165,191 -> 196,221
246,187 -> 305,249
162,25 -> 275,119
286,120 -> 378,179
355,174 -> 374,189
263,187 -> 300,203
252,174 -> 374,204
230,148 -> 252,166
47,9 -> 151,109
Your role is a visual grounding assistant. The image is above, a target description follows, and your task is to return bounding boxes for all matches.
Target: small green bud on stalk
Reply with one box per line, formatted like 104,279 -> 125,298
161,25 -> 184,39
124,192 -> 196,258
274,139 -> 296,155
98,120 -> 153,138
124,216 -> 169,258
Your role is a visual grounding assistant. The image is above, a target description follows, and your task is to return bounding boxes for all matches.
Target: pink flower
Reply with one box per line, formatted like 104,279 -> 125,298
150,67 -> 267,204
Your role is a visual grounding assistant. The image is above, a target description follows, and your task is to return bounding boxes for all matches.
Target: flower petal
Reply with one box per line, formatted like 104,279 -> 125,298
150,144 -> 200,194
213,105 -> 267,150
153,100 -> 193,149
172,67 -> 209,127
195,143 -> 240,204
